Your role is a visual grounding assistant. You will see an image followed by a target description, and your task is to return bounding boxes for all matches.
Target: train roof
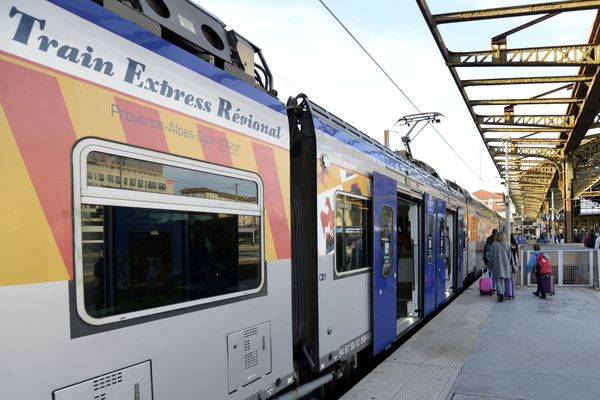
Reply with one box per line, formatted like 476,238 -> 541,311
306,99 -> 454,195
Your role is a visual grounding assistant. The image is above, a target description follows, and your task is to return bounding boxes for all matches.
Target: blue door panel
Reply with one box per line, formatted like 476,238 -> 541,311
423,193 -> 436,316
372,172 -> 397,355
457,207 -> 464,291
436,200 -> 447,307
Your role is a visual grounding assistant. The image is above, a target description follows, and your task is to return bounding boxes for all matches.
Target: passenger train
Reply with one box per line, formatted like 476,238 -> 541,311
0,1 -> 501,399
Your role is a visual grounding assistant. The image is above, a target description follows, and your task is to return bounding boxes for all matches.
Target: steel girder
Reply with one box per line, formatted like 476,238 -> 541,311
416,0 -> 600,223
573,161 -> 600,194
510,185 -> 549,191
487,138 -> 566,145
462,75 -> 593,86
449,44 -> 600,66
498,163 -> 556,173
572,137 -> 600,195
471,98 -> 584,106
483,127 -> 571,133
489,146 -> 562,159
564,74 -> 600,152
575,136 -> 600,158
578,190 -> 600,197
517,176 -> 556,185
433,1 -> 600,24
477,114 -> 575,128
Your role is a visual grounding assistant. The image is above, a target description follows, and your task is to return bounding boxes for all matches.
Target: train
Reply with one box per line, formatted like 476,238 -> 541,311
0,1 -> 502,399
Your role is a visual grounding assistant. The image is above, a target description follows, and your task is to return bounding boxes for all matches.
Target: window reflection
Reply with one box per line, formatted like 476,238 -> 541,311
335,195 -> 372,273
380,206 -> 393,277
87,152 -> 257,203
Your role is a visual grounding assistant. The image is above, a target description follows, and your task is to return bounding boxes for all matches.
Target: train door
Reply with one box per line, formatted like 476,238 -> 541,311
372,172 -> 397,355
456,207 -> 465,291
436,199 -> 447,307
423,193 -> 436,316
396,198 -> 420,334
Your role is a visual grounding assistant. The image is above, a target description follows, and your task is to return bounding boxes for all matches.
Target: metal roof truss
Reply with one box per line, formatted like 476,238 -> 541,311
417,0 -> 600,220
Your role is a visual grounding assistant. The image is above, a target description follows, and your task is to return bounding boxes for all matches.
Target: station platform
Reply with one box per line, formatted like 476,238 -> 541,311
341,282 -> 600,400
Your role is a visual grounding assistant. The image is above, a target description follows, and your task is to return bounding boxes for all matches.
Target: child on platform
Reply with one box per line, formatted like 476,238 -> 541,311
527,243 -> 547,299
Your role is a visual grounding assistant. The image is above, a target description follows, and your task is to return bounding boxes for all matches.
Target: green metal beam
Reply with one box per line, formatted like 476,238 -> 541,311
449,44 -> 600,66
433,1 -> 600,24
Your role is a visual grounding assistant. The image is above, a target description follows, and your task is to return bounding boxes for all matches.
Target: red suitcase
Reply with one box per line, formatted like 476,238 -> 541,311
479,277 -> 493,296
504,276 -> 514,299
542,274 -> 555,295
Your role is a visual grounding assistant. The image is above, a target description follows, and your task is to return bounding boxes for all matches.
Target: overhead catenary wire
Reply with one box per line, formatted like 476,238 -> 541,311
317,0 -> 493,184
316,0 -> 420,112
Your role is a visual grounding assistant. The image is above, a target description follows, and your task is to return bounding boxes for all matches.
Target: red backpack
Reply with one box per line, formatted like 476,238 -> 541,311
537,252 -> 552,275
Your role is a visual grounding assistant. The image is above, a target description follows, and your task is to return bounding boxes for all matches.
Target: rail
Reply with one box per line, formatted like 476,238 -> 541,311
517,246 -> 600,289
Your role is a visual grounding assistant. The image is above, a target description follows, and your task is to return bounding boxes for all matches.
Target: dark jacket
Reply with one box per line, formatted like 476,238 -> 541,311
483,235 -> 494,265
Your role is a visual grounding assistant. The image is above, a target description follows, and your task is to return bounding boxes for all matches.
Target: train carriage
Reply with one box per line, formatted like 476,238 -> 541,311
0,1 -> 503,399
287,97 -> 488,380
1,1 -> 295,399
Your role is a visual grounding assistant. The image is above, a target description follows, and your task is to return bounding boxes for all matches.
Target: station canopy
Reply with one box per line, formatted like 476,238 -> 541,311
417,1 -> 600,224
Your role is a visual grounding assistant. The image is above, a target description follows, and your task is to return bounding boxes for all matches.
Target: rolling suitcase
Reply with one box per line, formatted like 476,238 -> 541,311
504,276 -> 514,299
479,276 -> 493,296
542,274 -> 555,295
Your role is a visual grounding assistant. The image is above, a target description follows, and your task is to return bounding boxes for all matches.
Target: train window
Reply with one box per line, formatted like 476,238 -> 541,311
74,140 -> 263,324
335,194 -> 372,275
427,215 -> 433,264
380,206 -> 393,277
440,219 -> 445,258
87,151 -> 258,203
81,205 -> 260,318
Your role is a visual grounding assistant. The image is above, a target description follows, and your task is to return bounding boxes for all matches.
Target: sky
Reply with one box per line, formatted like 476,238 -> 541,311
194,0 -> 595,194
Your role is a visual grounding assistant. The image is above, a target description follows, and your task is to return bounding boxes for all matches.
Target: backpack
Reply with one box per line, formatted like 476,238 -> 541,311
584,234 -> 596,249
483,242 -> 491,264
537,252 -> 552,275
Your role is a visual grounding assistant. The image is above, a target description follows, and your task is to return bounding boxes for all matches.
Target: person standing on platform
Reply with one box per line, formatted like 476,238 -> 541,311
510,233 -> 519,271
489,231 -> 511,302
536,233 -> 547,244
483,229 -> 498,269
483,229 -> 498,290
585,230 -> 596,249
527,243 -> 546,299
594,231 -> 600,251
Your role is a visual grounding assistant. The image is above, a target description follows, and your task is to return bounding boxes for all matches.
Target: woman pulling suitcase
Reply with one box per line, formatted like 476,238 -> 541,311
488,232 -> 512,302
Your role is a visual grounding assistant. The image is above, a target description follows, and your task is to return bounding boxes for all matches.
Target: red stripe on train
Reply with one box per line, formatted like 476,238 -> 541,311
252,143 -> 291,259
114,97 -> 169,152
196,123 -> 233,166
0,60 -> 75,278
